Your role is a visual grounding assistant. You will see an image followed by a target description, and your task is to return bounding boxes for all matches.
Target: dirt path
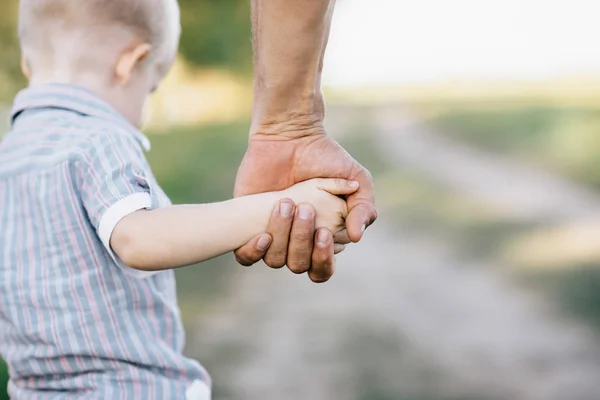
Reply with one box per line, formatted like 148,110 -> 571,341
369,105 -> 600,224
188,106 -> 600,400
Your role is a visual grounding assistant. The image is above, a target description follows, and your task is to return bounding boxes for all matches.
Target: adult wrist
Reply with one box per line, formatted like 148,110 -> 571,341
250,88 -> 326,139
250,116 -> 326,139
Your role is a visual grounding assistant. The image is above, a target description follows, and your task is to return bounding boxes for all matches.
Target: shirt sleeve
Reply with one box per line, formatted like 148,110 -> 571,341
79,130 -> 159,278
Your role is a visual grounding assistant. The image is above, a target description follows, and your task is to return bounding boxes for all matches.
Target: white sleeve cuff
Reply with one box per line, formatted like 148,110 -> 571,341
98,192 -> 158,279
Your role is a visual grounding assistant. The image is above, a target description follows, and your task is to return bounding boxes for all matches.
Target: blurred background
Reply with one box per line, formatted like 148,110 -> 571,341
3,0 -> 600,399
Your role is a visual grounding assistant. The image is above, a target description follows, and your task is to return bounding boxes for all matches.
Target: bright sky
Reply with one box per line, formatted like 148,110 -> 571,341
323,0 -> 600,87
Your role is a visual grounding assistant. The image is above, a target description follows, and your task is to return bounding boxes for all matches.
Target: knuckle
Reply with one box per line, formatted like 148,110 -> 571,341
362,167 -> 374,182
264,254 -> 286,269
291,227 -> 313,243
288,258 -> 310,274
312,247 -> 330,264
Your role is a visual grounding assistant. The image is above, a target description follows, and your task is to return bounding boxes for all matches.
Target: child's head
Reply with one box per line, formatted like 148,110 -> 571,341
18,0 -> 181,127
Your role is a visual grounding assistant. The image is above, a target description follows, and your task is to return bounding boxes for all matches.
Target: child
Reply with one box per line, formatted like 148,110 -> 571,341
0,0 -> 357,399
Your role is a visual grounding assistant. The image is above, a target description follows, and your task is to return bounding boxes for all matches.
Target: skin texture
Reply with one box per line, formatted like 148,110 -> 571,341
234,0 -> 377,283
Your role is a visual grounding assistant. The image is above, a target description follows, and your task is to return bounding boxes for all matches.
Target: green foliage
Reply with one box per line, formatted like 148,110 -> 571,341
146,121 -> 249,204
178,0 -> 252,73
526,264 -> 600,333
0,358 -> 7,400
0,1 -> 26,101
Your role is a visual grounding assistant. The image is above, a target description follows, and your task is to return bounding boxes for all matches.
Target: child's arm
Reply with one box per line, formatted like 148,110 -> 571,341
110,179 -> 358,271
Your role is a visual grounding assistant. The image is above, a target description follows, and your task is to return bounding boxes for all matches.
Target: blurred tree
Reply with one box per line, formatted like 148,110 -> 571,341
178,0 -> 252,73
0,1 -> 26,102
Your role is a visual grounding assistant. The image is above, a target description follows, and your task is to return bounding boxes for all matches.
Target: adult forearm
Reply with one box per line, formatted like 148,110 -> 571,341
251,0 -> 336,137
111,194 -> 278,271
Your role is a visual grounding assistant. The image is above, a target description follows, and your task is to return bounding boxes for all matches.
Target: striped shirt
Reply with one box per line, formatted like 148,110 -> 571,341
0,84 -> 211,400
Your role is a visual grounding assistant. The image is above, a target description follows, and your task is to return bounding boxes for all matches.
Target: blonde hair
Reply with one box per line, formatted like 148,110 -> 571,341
19,0 -> 180,69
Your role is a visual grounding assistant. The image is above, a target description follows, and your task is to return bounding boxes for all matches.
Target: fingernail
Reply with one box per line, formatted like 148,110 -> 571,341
317,230 -> 330,246
280,202 -> 293,217
299,205 -> 314,220
349,181 -> 359,188
361,224 -> 367,234
257,236 -> 271,251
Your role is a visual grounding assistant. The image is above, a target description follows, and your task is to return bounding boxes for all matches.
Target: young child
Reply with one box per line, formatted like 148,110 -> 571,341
0,0 -> 357,399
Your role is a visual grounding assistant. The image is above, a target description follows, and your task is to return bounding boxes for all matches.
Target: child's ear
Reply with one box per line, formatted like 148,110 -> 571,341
20,55 -> 31,79
115,43 -> 152,86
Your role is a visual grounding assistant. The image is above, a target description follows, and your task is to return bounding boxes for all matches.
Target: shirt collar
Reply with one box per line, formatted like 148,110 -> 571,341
11,83 -> 151,151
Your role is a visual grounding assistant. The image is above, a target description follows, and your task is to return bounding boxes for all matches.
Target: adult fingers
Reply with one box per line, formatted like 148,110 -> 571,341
346,166 -> 378,242
286,203 -> 316,274
345,203 -> 378,242
263,199 -> 295,269
308,229 -> 335,283
234,234 -> 273,267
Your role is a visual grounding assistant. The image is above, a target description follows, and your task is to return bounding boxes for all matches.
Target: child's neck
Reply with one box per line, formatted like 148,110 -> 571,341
29,68 -> 108,94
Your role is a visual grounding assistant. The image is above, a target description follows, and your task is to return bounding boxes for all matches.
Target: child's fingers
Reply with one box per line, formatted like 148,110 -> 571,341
315,179 -> 359,196
333,229 -> 351,245
334,244 -> 346,254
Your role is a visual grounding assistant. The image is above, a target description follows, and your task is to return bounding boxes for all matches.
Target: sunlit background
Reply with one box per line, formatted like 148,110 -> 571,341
327,0 -> 600,85
3,1 -> 600,399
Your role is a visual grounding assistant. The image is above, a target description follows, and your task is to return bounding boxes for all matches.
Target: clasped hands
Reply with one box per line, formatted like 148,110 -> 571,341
233,131 -> 377,283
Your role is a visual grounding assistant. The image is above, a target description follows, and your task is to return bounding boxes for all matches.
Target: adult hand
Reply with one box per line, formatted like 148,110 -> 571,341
234,131 -> 377,282
237,0 -> 375,282
234,198 -> 350,283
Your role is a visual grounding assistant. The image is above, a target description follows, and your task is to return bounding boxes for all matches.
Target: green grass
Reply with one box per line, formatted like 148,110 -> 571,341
524,264 -> 600,333
0,360 -> 7,400
421,104 -> 600,189
146,121 -> 249,203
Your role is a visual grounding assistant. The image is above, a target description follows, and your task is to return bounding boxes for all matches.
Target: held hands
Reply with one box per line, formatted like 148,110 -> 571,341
234,133 -> 377,283
281,178 -> 359,237
238,0 -> 375,281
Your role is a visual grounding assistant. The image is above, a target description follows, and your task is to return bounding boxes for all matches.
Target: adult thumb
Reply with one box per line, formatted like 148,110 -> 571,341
345,202 -> 378,243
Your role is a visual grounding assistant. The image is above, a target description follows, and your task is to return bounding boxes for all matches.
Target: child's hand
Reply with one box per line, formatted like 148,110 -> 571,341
281,179 -> 359,234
